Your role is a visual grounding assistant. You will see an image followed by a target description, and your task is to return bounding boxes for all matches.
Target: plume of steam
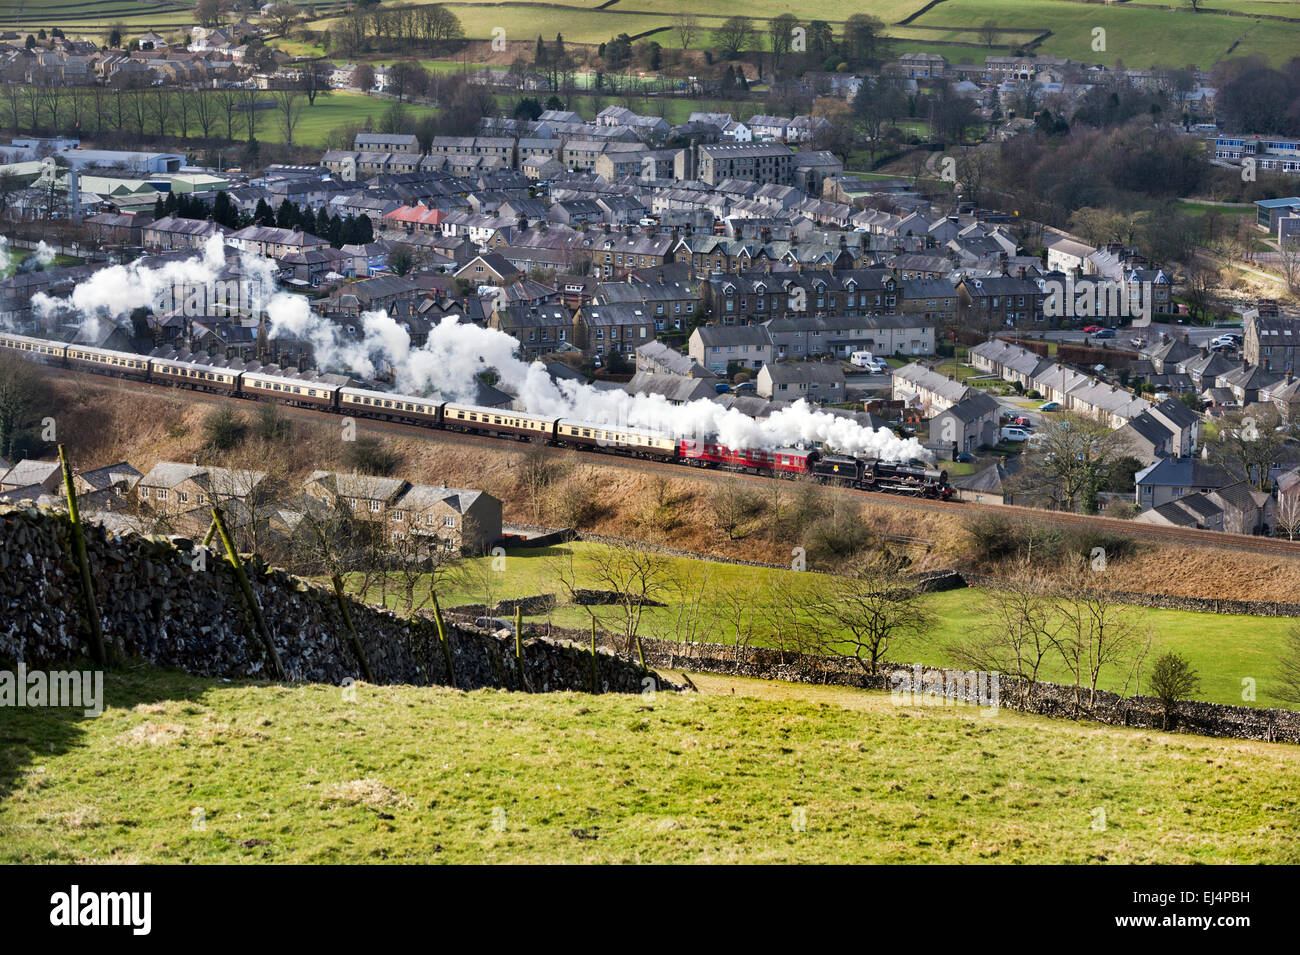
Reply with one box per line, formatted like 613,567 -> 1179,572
268,306 -> 928,461
30,236 -> 928,461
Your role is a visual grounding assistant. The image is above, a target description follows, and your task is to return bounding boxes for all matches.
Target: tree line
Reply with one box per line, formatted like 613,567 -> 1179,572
154,189 -> 375,249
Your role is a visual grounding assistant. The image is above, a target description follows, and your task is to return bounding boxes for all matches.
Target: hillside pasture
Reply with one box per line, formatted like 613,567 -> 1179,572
2,668 -> 1296,863
352,541 -> 1298,709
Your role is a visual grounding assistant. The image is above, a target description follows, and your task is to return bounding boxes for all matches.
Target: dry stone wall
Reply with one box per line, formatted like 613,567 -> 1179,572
0,506 -> 662,694
531,621 -> 1300,744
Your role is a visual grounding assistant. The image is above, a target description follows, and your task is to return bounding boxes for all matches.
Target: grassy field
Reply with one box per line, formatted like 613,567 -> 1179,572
0,0 -> 1294,68
909,0 -> 1300,67
1174,201 -> 1257,219
0,87 -> 435,149
1,667 -> 1296,863
268,91 -> 438,148
353,541 -> 1296,709
298,0 -> 1300,68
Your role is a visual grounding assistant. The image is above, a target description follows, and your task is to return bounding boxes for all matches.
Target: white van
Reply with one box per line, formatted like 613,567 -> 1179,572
1000,426 -> 1032,443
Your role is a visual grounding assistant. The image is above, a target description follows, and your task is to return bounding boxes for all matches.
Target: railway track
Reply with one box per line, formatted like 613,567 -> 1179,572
38,365 -> 1300,560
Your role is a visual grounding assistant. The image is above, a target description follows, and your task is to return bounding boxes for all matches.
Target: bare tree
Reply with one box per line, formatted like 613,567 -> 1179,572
1050,567 -> 1147,715
239,88 -> 261,142
217,88 -> 243,142
760,573 -> 831,664
667,562 -> 714,646
1276,489 -> 1300,540
716,579 -> 760,657
1013,410 -> 1122,513
947,571 -> 1061,705
716,16 -> 756,59
148,86 -> 173,137
273,88 -> 305,147
551,543 -> 666,667
1207,405 -> 1293,492
706,477 -> 763,541
978,21 -> 999,48
673,12 -> 699,51
0,351 -> 49,459
811,558 -> 930,675
1278,239 -> 1300,296
1274,627 -> 1300,707
264,2 -> 300,36
192,89 -> 219,139
515,446 -> 559,524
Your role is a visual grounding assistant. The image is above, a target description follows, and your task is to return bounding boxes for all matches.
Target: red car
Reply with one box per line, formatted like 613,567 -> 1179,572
1082,324 -> 1103,333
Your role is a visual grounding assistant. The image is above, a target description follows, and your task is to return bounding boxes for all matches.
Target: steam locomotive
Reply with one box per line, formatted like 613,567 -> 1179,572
812,454 -> 952,498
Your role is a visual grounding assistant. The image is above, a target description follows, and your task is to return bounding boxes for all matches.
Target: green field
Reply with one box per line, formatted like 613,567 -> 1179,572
353,542 -> 1297,709
1174,200 -> 1257,219
0,88 -> 436,150
2,667 -> 1296,863
268,90 -> 438,148
0,0 -> 1294,68
297,0 -> 1300,68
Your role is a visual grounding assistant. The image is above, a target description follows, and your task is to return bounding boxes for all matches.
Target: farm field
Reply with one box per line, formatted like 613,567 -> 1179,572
303,0 -> 1300,67
2,667 -> 1296,863
0,0 -> 1293,68
265,90 -> 438,147
905,0 -> 1300,67
351,541 -> 1295,708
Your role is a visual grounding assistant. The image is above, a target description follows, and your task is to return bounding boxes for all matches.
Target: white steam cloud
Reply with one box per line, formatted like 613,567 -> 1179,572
29,238 -> 928,460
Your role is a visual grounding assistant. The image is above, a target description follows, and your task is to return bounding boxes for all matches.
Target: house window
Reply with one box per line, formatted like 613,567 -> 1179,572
443,516 -> 455,527
157,489 -> 168,501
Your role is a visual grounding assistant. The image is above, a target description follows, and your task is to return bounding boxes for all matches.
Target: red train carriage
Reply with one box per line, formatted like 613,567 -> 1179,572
678,438 -> 814,477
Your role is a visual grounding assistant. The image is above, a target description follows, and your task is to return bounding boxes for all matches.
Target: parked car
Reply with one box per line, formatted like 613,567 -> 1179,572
732,381 -> 756,393
1000,426 -> 1032,442
955,452 -> 976,463
1082,324 -> 1103,333
1038,401 -> 1062,412
1010,416 -> 1034,428
1094,328 -> 1116,339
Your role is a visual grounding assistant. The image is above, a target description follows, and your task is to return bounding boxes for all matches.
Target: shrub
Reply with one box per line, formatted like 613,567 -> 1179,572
202,405 -> 246,452
345,435 -> 399,475
1148,652 -> 1201,729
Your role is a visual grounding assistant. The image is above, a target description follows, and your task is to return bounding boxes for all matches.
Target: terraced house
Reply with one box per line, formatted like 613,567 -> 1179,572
688,325 -> 775,374
574,303 -> 656,359
489,302 -> 573,360
705,269 -> 909,325
137,462 -> 266,517
387,484 -> 503,553
957,275 -> 1046,330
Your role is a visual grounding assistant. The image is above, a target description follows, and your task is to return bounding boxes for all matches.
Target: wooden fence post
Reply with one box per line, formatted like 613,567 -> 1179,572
211,506 -> 284,680
331,573 -> 374,684
58,444 -> 108,667
430,591 -> 456,689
